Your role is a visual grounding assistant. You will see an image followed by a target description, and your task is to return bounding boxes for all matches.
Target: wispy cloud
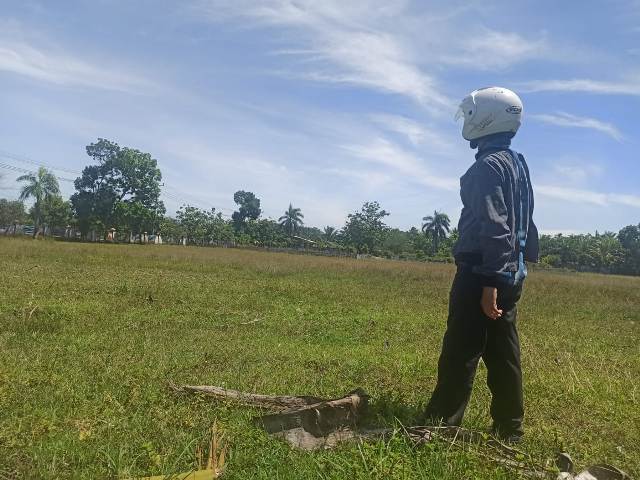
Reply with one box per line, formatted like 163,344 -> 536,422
439,29 -> 551,69
537,185 -> 640,208
342,137 -> 459,191
553,163 -> 603,182
197,0 -> 454,112
0,41 -> 155,93
530,111 -> 623,140
520,78 -> 640,96
369,113 -> 463,157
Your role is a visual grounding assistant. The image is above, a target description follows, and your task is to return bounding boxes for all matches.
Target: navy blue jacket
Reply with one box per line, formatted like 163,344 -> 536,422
453,133 -> 539,287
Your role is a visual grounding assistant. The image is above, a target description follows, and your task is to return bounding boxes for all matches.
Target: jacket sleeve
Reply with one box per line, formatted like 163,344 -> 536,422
469,161 -> 512,287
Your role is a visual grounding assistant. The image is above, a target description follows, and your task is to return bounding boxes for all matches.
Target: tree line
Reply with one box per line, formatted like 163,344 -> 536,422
1,138 -> 639,275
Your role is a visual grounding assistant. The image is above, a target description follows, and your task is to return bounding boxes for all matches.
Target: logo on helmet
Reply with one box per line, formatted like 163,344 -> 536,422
506,105 -> 522,114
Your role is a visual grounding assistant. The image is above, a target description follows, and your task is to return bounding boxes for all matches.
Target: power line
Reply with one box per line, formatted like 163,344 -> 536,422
0,157 -> 230,213
0,150 -> 81,176
162,184 -> 235,213
0,162 -> 76,183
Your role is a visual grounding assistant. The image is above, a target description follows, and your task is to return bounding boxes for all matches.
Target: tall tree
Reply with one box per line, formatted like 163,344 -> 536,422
232,190 -> 261,231
422,210 -> 450,254
17,167 -> 60,238
342,201 -> 390,253
278,203 -> 304,236
618,224 -> 640,252
71,139 -> 164,238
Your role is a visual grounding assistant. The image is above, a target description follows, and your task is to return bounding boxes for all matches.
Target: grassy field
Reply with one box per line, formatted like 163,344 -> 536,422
1,238 -> 639,479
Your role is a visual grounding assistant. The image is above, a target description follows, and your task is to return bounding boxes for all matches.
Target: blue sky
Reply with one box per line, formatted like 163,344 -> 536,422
0,0 -> 638,233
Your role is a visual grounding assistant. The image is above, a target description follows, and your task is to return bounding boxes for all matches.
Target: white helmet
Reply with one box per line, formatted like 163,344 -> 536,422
455,86 -> 523,141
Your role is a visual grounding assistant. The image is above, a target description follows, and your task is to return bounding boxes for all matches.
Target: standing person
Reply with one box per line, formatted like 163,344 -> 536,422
422,87 -> 539,444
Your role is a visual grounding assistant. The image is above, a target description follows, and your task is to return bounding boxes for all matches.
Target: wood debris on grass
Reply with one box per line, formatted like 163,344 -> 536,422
173,383 -> 633,480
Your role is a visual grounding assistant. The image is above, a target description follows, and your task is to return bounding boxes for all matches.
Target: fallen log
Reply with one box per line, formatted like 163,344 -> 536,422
173,384 -> 633,479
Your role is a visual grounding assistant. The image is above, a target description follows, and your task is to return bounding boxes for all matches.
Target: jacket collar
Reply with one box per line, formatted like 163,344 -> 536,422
473,132 -> 514,161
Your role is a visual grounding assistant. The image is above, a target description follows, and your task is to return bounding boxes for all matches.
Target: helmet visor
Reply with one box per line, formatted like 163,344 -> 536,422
454,106 -> 464,122
455,95 -> 476,122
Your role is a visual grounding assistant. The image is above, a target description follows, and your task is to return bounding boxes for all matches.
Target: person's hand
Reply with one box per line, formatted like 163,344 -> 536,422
481,286 -> 502,320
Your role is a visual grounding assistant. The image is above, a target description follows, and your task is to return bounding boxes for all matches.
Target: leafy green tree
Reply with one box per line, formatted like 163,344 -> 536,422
177,205 -> 212,245
71,139 -> 164,239
617,224 -> 640,274
538,229 -> 639,275
323,226 -> 337,241
618,224 -> 640,251
588,232 -> 625,272
17,167 -> 60,237
342,201 -> 390,254
40,195 -> 71,235
438,227 -> 458,258
382,229 -> 411,256
232,191 -> 261,231
159,216 -> 183,243
206,212 -> 235,244
0,199 -> 27,227
407,226 -> 430,257
114,200 -> 159,241
278,203 -> 304,236
244,219 -> 287,246
422,211 -> 451,254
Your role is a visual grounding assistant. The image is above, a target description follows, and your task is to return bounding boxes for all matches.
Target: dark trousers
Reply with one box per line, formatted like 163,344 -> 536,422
424,267 -> 524,435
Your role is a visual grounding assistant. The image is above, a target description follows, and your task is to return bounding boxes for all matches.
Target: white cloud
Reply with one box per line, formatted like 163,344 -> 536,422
530,112 -> 623,141
342,137 -> 459,191
537,185 -> 640,208
370,114 -> 429,146
520,78 -> 640,96
552,163 -> 603,182
0,41 -> 155,93
197,0 -> 456,112
196,0 -> 570,116
439,29 -> 551,69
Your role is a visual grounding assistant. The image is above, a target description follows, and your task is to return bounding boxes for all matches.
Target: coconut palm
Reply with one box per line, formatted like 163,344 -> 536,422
422,210 -> 451,254
323,226 -> 337,241
278,203 -> 304,236
17,167 -> 60,238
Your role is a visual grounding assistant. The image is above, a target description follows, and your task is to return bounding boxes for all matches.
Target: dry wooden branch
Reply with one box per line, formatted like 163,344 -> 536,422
170,383 -> 325,411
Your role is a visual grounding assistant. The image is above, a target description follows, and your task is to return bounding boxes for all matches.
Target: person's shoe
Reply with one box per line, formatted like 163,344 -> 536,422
491,426 -> 523,445
415,411 -> 443,427
500,433 -> 523,445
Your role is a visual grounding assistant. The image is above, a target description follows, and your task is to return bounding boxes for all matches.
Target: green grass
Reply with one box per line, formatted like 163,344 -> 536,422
1,238 -> 638,479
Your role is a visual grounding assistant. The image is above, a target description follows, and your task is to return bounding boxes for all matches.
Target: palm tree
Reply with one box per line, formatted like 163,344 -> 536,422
278,203 -> 304,236
323,226 -> 337,241
17,167 -> 60,238
422,210 -> 451,254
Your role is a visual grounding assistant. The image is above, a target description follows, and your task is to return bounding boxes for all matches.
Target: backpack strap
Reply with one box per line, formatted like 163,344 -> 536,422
510,149 -> 529,285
